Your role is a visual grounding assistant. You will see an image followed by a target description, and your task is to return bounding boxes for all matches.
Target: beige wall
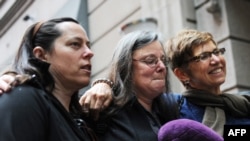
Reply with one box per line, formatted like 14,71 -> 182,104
88,0 -> 250,94
0,0 -> 77,73
0,0 -> 249,94
87,0 -> 192,93
195,0 -> 250,93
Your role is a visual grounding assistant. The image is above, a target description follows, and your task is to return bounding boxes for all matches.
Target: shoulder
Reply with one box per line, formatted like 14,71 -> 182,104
0,84 -> 48,113
0,85 -> 50,140
172,93 -> 183,100
162,92 -> 183,102
1,84 -> 46,98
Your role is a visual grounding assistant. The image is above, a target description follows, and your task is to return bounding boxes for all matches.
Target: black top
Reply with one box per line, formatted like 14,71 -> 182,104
94,98 -> 162,141
0,83 -> 92,141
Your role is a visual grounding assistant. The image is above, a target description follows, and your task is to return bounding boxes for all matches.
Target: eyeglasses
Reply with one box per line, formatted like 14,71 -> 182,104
188,48 -> 226,63
133,56 -> 168,68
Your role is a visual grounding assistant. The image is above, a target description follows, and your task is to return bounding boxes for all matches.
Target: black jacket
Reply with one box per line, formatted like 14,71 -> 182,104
0,84 -> 91,141
95,99 -> 161,141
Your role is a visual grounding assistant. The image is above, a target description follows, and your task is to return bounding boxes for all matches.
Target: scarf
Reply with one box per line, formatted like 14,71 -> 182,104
182,89 -> 250,136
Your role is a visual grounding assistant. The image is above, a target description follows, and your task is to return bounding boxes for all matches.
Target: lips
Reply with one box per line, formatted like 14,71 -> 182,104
153,76 -> 165,80
208,66 -> 224,75
80,64 -> 91,72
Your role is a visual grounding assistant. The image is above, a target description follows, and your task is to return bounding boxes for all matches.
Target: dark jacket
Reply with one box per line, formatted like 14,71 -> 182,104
95,98 -> 161,141
0,83 -> 91,141
174,94 -> 250,125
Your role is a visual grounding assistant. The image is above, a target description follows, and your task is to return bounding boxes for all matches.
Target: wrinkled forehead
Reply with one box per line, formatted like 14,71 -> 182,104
133,41 -> 164,57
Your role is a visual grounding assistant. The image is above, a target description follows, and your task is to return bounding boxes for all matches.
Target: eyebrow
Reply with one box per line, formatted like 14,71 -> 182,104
145,54 -> 165,58
86,41 -> 91,48
72,37 -> 91,48
195,47 -> 218,55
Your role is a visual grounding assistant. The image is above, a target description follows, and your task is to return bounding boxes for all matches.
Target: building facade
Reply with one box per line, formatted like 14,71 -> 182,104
0,0 -> 249,94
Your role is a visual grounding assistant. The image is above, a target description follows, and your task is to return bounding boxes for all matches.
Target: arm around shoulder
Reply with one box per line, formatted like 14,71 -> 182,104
0,85 -> 48,141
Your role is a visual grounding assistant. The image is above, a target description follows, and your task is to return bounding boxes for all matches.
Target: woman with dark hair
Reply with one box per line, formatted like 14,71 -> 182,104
0,17 -> 96,141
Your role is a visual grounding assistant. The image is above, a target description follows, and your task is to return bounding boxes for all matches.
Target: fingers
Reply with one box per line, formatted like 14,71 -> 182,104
90,98 -> 101,121
93,96 -> 106,110
103,97 -> 112,109
0,74 -> 16,94
79,90 -> 105,114
79,82 -> 113,120
10,75 -> 22,87
79,92 -> 90,114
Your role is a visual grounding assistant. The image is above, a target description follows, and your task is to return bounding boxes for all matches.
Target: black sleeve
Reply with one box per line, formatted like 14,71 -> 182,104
0,85 -> 49,141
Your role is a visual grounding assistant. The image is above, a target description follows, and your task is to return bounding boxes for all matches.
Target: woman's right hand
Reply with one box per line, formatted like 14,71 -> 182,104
0,74 -> 16,94
79,82 -> 113,120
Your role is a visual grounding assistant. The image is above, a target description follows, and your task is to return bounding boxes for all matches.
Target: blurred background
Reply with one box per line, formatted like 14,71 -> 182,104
0,0 -> 249,94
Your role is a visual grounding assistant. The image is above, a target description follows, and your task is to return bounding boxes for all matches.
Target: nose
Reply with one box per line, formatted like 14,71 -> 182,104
210,54 -> 220,63
156,60 -> 167,71
83,47 -> 94,59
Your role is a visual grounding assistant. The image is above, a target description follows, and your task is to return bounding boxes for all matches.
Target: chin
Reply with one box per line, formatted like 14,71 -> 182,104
155,86 -> 165,93
218,78 -> 225,84
213,80 -> 225,87
78,79 -> 90,87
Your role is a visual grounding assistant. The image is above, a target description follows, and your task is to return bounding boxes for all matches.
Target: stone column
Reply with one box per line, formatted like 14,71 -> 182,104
194,0 -> 250,93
